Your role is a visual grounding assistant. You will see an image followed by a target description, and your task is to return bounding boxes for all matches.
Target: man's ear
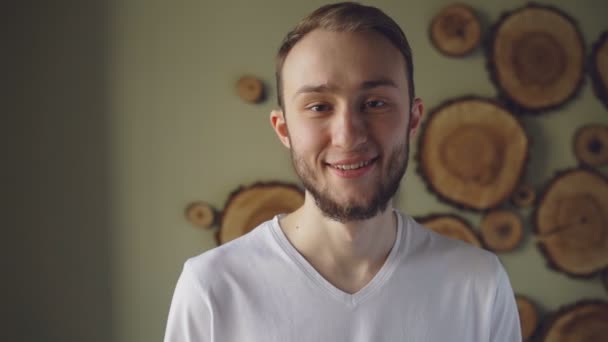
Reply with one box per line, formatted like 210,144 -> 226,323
408,97 -> 425,138
270,109 -> 291,149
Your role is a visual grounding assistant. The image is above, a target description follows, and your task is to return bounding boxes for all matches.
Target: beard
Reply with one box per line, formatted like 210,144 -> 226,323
289,134 -> 410,223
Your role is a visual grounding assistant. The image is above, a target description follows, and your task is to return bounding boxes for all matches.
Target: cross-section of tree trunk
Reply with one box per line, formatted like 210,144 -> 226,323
185,201 -> 217,229
535,169 -> 608,277
590,31 -> 608,109
487,4 -> 584,113
540,301 -> 608,341
236,75 -> 265,104
416,214 -> 481,247
480,209 -> 524,252
217,182 -> 304,244
516,295 -> 539,341
417,97 -> 528,211
512,184 -> 536,207
574,124 -> 608,167
430,3 -> 481,57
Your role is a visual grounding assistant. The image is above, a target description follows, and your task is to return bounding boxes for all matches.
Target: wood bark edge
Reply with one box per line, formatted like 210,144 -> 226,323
484,3 -> 585,114
185,201 -> 217,229
480,209 -> 524,252
590,31 -> 608,110
415,95 -> 529,212
429,3 -> 481,57
216,181 -> 304,245
516,295 -> 539,341
533,167 -> 608,278
537,299 -> 608,342
415,213 -> 482,247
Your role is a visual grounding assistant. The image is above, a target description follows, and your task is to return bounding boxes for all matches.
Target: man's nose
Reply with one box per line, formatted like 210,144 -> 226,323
331,107 -> 368,149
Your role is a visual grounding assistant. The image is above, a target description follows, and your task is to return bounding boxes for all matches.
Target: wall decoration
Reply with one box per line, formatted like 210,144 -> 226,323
429,3 -> 481,57
415,214 -> 481,247
185,201 -> 217,229
217,182 -> 304,244
539,300 -> 608,341
590,31 -> 608,109
417,96 -> 528,211
574,124 -> 608,167
535,168 -> 608,277
516,295 -> 539,341
511,184 -> 536,208
236,75 -> 265,104
486,3 -> 585,113
480,209 -> 523,252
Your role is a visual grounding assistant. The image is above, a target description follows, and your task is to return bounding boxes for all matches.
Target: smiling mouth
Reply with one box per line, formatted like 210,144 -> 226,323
328,157 -> 378,170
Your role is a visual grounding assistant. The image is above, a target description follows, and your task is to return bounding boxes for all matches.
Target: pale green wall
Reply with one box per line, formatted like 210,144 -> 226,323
9,0 -> 607,341
109,1 -> 608,341
110,0 -> 607,341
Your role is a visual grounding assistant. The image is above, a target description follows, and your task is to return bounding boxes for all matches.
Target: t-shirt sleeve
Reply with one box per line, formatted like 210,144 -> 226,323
164,262 -> 212,342
489,259 -> 521,342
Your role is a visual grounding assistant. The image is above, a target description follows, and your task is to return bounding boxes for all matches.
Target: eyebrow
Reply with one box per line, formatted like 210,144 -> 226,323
292,78 -> 398,100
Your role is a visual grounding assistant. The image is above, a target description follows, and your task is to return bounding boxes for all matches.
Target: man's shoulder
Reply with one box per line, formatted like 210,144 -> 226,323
184,218 -> 277,286
404,213 -> 501,277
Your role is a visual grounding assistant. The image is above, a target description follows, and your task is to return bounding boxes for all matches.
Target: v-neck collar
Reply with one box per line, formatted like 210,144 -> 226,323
269,210 -> 405,307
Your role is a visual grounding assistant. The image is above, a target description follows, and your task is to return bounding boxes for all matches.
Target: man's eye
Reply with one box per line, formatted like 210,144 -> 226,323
365,100 -> 386,109
308,104 -> 330,112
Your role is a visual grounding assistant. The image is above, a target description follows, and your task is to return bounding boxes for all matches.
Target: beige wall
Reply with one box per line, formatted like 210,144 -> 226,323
10,0 -> 607,341
110,1 -> 608,340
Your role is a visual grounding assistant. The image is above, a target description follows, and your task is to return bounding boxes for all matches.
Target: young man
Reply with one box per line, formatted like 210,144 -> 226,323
164,3 -> 521,341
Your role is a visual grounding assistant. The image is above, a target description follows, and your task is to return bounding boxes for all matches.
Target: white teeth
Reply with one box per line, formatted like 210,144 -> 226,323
333,160 -> 372,170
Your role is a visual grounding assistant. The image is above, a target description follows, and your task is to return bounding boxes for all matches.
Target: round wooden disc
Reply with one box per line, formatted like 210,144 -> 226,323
512,184 -> 536,207
590,31 -> 608,109
218,182 -> 304,244
535,169 -> 608,277
516,295 -> 539,340
416,214 -> 481,247
236,76 -> 264,103
540,301 -> 608,341
488,4 -> 584,112
574,124 -> 608,167
481,209 -> 524,252
185,201 -> 216,229
418,97 -> 528,211
430,3 -> 481,57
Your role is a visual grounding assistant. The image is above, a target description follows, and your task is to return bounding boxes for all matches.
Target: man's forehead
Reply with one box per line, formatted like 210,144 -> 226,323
281,29 -> 407,95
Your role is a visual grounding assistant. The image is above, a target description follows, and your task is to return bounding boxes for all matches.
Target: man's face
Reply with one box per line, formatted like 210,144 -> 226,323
273,29 -> 422,222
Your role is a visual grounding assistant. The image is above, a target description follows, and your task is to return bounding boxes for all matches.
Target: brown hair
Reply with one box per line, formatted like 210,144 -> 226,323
275,2 -> 415,109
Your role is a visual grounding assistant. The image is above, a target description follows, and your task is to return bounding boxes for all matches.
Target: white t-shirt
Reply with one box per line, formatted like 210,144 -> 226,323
164,211 -> 521,342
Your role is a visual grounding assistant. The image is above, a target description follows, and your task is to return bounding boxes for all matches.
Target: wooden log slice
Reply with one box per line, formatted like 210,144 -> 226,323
417,97 -> 528,211
574,124 -> 608,167
480,209 -> 524,252
535,169 -> 608,277
516,295 -> 539,341
590,31 -> 608,109
430,3 -> 481,57
185,201 -> 217,229
236,75 -> 265,103
512,184 -> 536,207
487,4 -> 584,113
218,182 -> 304,244
540,300 -> 608,342
416,214 -> 481,247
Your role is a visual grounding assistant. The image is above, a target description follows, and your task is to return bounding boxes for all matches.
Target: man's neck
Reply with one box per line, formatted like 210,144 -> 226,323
278,195 -> 398,293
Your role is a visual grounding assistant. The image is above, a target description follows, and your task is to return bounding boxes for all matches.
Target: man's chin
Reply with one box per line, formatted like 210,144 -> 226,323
313,195 -> 388,222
